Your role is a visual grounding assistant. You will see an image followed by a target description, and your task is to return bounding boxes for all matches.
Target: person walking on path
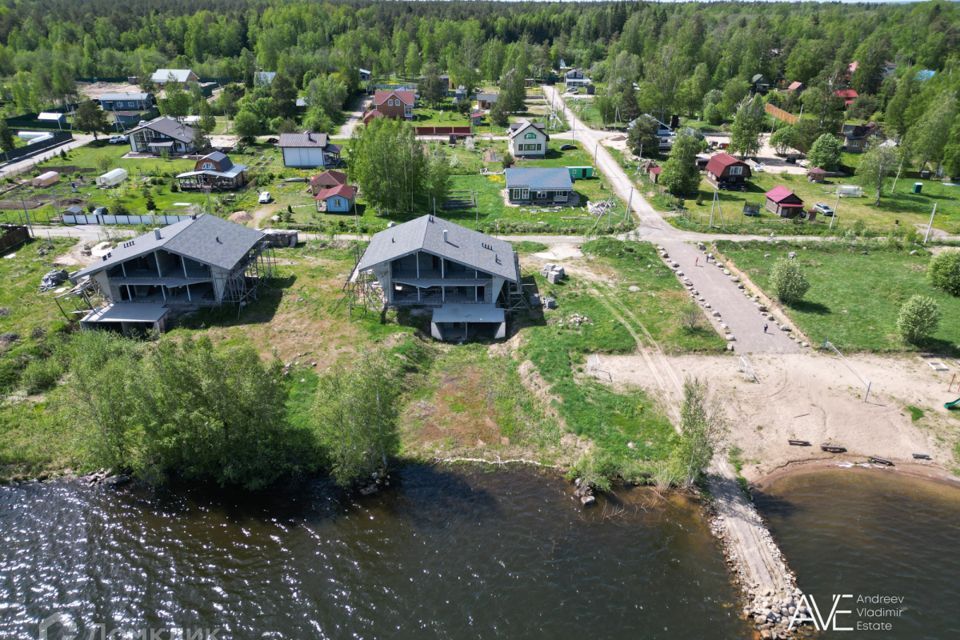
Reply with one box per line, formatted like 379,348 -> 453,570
695,256 -> 699,267
763,323 -> 768,334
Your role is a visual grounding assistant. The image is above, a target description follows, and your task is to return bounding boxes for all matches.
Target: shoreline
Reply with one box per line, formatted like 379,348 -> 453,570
752,456 -> 960,493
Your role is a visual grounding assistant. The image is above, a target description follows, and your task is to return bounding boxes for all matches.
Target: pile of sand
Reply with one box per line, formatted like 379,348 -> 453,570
229,211 -> 252,223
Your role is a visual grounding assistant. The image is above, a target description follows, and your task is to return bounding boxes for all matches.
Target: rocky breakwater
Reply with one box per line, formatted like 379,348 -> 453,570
706,470 -> 811,639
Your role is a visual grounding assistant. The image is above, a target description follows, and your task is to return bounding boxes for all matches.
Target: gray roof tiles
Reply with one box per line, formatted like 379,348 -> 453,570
356,215 -> 519,282
73,215 -> 264,280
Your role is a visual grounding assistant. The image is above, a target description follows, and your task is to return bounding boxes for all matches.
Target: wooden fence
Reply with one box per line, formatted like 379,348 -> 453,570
414,125 -> 472,137
764,103 -> 799,125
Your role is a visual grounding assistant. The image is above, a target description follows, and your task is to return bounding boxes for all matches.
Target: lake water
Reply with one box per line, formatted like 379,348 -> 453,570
755,468 -> 960,639
0,466 -> 749,639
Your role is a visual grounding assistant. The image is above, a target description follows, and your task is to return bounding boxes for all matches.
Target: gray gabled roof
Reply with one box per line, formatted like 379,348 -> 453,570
97,92 -> 152,102
72,215 -> 264,280
356,215 -> 519,282
127,116 -> 196,143
507,120 -> 547,139
278,131 -> 329,148
505,168 -> 573,191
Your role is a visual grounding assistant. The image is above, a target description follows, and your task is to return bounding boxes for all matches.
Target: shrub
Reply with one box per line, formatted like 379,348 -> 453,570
928,251 -> 960,296
769,257 -> 810,304
20,357 -> 63,394
897,295 -> 940,344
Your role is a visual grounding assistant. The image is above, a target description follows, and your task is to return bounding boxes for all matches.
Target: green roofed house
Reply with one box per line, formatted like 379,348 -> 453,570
505,167 -> 574,205
351,215 -> 522,341
67,215 -> 271,334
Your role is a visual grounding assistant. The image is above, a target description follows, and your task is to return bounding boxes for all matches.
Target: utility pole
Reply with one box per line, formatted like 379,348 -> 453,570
626,186 -> 634,223
924,202 -> 937,244
890,155 -> 905,194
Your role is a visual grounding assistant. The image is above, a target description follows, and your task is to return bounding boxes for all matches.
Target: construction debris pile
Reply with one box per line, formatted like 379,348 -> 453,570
540,263 -> 566,284
39,269 -> 68,292
557,312 -> 591,328
587,200 -> 616,216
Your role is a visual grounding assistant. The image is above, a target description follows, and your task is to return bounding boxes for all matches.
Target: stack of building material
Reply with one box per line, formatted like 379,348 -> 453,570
541,263 -> 566,284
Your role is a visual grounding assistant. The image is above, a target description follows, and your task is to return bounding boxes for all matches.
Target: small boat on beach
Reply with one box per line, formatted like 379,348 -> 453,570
788,439 -> 811,447
820,444 -> 847,453
868,456 -> 894,466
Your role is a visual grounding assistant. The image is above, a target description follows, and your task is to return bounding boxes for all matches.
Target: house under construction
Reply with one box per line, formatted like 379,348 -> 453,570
62,214 -> 272,333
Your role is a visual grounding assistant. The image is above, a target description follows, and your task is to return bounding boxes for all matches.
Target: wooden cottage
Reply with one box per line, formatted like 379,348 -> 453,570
704,153 -> 751,190
765,186 -> 804,218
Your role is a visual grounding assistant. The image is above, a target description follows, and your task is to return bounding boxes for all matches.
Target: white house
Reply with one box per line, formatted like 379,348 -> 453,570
277,131 -> 341,168
507,120 -> 549,158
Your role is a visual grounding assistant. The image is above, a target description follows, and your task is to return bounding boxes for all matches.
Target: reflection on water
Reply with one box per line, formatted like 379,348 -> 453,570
755,468 -> 960,640
0,466 -> 749,639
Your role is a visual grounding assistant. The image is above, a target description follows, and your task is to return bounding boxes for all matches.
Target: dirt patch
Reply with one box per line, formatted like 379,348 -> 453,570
588,351 -> 959,480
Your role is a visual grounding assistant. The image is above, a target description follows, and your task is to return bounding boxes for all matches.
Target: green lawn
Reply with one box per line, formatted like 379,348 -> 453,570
660,164 -> 960,238
519,239 -> 723,480
283,139 -> 631,236
717,241 -> 960,354
0,141 -> 296,225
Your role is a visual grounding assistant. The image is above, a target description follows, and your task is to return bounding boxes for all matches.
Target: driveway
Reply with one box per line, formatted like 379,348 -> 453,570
337,96 -> 369,139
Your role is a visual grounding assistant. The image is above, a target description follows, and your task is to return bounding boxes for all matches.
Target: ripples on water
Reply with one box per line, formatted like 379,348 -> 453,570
0,466 -> 749,639
756,469 -> 960,640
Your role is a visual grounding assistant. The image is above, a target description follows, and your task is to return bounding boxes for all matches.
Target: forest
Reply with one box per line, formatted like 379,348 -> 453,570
0,0 -> 957,134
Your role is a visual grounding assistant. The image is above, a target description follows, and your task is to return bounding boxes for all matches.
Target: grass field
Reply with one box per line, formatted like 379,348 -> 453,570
659,163 -> 960,238
283,138 -> 630,235
0,141 -> 295,226
717,240 -> 960,354
519,239 -> 724,480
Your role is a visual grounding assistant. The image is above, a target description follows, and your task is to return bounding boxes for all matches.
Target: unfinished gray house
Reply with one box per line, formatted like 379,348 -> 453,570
351,215 -> 522,341
63,215 -> 271,334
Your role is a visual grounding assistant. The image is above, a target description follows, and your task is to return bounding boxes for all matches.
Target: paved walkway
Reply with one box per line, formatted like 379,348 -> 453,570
336,96 -> 369,139
662,239 -> 800,353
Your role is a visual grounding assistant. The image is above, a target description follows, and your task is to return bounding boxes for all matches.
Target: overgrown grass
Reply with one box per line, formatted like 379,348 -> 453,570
906,405 -> 925,422
520,239 -> 724,481
717,240 -> 960,354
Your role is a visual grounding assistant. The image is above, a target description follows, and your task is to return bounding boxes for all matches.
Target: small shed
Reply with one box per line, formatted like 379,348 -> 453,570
470,111 -> 485,126
765,186 -> 804,218
567,166 -> 594,180
315,184 -> 357,213
647,165 -> 662,184
37,112 -> 67,128
807,167 -> 827,183
32,171 -> 60,187
96,167 -> 129,188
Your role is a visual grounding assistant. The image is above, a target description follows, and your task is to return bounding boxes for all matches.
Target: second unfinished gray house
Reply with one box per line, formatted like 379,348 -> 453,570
352,215 -> 522,341
66,215 -> 270,333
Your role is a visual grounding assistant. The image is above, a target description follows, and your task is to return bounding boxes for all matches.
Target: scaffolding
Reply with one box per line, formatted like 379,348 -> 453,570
218,241 -> 277,315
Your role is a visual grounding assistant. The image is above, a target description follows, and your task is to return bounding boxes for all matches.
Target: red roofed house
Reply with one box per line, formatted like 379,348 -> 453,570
834,89 -> 859,107
470,111 -> 485,126
765,186 -> 805,218
315,184 -> 357,213
807,167 -> 827,183
704,153 -> 752,190
366,90 -> 415,121
309,170 -> 347,195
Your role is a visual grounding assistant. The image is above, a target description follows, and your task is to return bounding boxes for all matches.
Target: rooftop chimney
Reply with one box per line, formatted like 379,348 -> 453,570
154,229 -> 162,240
443,229 -> 448,243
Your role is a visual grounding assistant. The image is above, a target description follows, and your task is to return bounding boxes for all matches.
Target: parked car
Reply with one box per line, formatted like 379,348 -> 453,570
108,135 -> 127,144
813,202 -> 835,217
258,191 -> 272,204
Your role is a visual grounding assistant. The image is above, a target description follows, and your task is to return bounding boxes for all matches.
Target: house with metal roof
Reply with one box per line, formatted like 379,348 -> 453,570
68,215 -> 270,333
277,131 -> 341,168
705,153 -> 751,190
351,215 -> 522,341
254,71 -> 277,87
765,186 -> 805,218
315,184 -> 357,213
508,120 -> 549,158
150,68 -> 199,84
176,152 -> 248,191
126,116 -> 198,155
97,92 -> 155,112
505,168 -> 573,205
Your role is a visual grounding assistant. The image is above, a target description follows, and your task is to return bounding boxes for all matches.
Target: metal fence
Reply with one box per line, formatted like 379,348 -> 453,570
63,213 -> 194,226
0,131 -> 74,165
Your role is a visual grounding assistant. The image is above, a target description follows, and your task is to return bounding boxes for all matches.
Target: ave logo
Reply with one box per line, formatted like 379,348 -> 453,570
788,593 -> 854,631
